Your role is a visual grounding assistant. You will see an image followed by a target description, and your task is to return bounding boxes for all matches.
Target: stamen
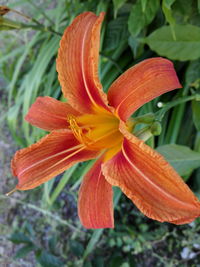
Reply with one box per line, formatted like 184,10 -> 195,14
67,115 -> 84,142
67,114 -> 122,150
67,114 -> 92,145
6,188 -> 17,196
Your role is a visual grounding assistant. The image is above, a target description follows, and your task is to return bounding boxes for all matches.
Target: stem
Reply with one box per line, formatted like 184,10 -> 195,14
134,126 -> 153,141
0,17 -> 22,29
164,85 -> 191,144
100,52 -> 123,73
8,7 -> 47,27
20,23 -> 62,36
49,164 -> 78,205
100,41 -> 127,81
165,104 -> 184,144
26,0 -> 55,25
5,188 -> 17,196
155,94 -> 199,121
2,7 -> 62,36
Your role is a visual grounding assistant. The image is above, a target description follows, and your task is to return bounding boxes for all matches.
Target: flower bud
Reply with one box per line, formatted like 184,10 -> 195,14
150,121 -> 162,136
134,113 -> 155,124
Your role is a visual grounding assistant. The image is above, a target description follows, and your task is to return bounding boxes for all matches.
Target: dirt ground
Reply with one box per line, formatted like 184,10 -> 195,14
0,87 -> 36,266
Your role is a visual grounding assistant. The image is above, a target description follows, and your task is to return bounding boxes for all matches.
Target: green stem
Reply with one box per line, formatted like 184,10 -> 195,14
26,0 -> 55,25
155,94 -> 199,121
71,160 -> 95,191
165,104 -> 184,144
21,23 -> 62,36
157,111 -> 169,146
100,41 -> 127,80
134,126 -> 153,141
100,52 -> 123,73
49,165 -> 78,205
9,7 -> 42,27
0,17 -> 22,29
1,13 -> 62,36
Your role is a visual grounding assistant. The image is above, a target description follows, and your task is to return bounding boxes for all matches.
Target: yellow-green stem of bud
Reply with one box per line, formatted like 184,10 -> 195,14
137,130 -> 153,142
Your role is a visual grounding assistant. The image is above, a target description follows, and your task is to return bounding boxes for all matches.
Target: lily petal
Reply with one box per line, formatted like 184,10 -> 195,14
78,156 -> 114,229
25,96 -> 80,131
12,130 -> 99,190
102,123 -> 200,224
56,12 -> 109,113
107,58 -> 182,121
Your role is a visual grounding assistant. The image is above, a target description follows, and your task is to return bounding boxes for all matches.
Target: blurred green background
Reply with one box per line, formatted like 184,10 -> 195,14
1,0 -> 200,266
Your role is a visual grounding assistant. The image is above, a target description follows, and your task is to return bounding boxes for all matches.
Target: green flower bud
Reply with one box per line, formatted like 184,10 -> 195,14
150,121 -> 162,136
134,113 -> 155,124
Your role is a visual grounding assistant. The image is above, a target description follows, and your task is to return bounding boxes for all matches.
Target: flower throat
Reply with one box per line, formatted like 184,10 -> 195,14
67,108 -> 123,151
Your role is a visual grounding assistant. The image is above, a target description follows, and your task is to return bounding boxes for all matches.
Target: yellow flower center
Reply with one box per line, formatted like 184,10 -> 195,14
67,107 -> 123,152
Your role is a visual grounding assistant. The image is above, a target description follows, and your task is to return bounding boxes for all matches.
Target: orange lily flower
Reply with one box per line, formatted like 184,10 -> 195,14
11,12 -> 200,229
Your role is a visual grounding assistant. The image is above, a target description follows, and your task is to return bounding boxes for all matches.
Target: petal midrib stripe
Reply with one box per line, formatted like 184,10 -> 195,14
18,146 -> 88,188
121,144 -> 196,209
81,17 -> 98,108
18,144 -> 85,177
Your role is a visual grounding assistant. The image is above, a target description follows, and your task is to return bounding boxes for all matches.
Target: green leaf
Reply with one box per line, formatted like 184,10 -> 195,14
83,229 -> 103,261
0,25 -> 16,30
9,232 -> 32,244
198,0 -> 200,13
49,164 -> 78,205
36,251 -> 63,267
141,0 -> 148,12
93,256 -> 105,267
48,236 -> 57,254
192,101 -> 200,131
185,59 -> 200,87
108,256 -> 124,267
193,167 -> 200,194
103,16 -> 129,51
112,0 -> 127,17
69,240 -> 84,257
128,35 -> 144,58
156,144 -> 200,176
164,0 -> 176,9
0,16 -> 22,30
195,132 -> 200,153
128,0 -> 159,37
14,244 -> 36,259
83,262 -> 93,267
145,24 -> 200,61
23,222 -> 35,237
171,0 -> 200,27
162,0 -> 176,39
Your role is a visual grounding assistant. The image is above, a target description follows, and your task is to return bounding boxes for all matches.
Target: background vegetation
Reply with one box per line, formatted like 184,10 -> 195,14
1,0 -> 200,266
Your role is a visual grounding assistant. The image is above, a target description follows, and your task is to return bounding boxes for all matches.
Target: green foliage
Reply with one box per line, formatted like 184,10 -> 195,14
9,223 -> 63,267
162,0 -> 176,39
186,59 -> 200,86
103,16 -> 129,52
145,24 -> 200,61
128,0 -> 159,37
15,244 -> 36,259
9,232 -> 32,244
36,251 -> 63,267
0,16 -> 22,30
157,144 -> 200,177
112,0 -> 127,18
192,100 -> 200,131
2,0 -> 200,266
